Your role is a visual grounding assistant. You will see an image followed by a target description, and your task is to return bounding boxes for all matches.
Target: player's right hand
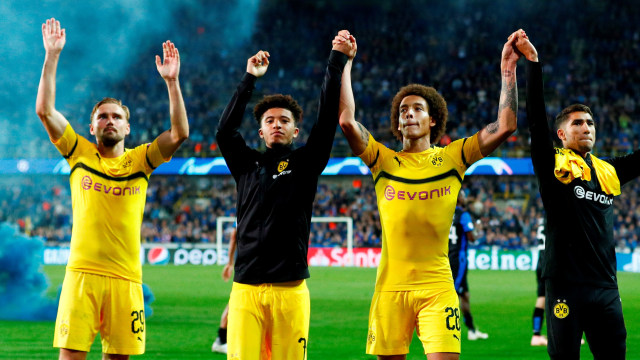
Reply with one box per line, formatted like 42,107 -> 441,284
222,263 -> 233,281
247,50 -> 270,78
42,18 -> 66,54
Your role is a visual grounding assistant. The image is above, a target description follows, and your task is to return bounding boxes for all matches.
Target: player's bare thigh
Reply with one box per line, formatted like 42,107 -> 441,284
59,348 -> 87,360
59,349 -> 130,360
378,353 -> 459,360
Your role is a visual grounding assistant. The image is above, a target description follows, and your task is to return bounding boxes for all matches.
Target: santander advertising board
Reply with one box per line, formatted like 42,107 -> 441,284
308,248 -> 381,267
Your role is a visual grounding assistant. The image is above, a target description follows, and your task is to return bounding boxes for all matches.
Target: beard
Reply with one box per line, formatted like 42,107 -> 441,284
574,138 -> 594,154
578,144 -> 593,153
100,132 -> 124,147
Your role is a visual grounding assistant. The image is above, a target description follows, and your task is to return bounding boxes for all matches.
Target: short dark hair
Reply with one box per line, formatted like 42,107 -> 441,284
554,104 -> 594,130
253,94 -> 303,125
90,97 -> 130,122
390,84 -> 448,143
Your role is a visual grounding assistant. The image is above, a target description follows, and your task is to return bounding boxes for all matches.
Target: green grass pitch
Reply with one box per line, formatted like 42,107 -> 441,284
1,265 -> 639,359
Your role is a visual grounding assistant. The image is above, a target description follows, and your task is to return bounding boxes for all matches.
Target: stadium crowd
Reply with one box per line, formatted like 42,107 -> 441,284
6,0 -> 640,160
4,174 -> 640,252
3,0 -> 640,252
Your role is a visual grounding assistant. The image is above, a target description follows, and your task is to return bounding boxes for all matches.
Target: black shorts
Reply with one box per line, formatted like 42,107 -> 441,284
545,280 -> 626,360
450,259 -> 468,295
536,251 -> 545,297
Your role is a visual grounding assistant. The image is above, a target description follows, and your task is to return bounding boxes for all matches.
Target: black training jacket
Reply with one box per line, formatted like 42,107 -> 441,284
216,50 -> 348,284
526,60 -> 640,288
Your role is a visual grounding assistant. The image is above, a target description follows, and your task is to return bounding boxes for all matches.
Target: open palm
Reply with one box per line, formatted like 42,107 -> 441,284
156,41 -> 180,81
42,18 -> 66,53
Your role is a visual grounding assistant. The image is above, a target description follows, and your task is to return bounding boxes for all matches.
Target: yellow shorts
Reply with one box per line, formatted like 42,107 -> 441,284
53,271 -> 145,355
366,286 -> 461,355
227,280 -> 310,360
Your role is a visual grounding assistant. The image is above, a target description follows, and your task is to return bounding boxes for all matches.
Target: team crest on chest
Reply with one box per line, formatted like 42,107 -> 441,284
123,157 -> 133,168
278,160 -> 289,173
431,155 -> 444,167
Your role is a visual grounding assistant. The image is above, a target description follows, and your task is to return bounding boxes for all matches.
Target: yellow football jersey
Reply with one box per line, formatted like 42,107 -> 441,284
53,124 -> 168,283
359,134 -> 483,291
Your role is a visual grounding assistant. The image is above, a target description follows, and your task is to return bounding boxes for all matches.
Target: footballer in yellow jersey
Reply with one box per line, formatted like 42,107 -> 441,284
359,133 -> 483,292
336,29 -> 521,358
36,18 -> 188,358
54,124 -> 166,283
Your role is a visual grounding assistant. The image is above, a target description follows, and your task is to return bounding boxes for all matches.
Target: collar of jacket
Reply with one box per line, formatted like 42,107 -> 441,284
264,143 -> 294,156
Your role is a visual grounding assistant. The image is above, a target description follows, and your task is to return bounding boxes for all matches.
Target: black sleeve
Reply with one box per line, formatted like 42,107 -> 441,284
526,61 -> 556,182
605,149 -> 640,186
216,73 -> 258,178
303,50 -> 349,174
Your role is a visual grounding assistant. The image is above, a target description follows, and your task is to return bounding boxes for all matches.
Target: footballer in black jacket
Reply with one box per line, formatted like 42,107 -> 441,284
518,30 -> 640,360
215,32 -> 355,358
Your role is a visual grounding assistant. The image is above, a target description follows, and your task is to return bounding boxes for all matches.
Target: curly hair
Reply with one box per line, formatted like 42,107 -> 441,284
390,84 -> 448,144
554,103 -> 594,130
90,97 -> 130,122
253,94 -> 303,125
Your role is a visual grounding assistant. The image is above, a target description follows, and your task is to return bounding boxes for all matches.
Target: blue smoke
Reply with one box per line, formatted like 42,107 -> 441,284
0,220 -> 156,321
0,222 -> 58,321
142,283 -> 155,317
0,0 -> 259,158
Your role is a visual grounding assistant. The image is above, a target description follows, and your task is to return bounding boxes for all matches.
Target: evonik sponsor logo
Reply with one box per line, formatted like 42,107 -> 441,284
573,185 -> 613,205
384,185 -> 451,201
81,176 -> 141,196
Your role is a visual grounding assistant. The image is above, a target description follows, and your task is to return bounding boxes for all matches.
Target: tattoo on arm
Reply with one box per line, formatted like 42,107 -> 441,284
499,70 -> 518,115
356,122 -> 370,146
486,121 -> 499,134
489,69 -> 517,134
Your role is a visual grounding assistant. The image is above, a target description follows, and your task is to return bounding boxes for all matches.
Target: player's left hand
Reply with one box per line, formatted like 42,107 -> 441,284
156,40 -> 180,81
332,30 -> 357,59
514,29 -> 538,62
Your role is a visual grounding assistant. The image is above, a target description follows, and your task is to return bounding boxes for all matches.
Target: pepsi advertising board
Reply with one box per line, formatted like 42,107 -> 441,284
145,246 -> 231,266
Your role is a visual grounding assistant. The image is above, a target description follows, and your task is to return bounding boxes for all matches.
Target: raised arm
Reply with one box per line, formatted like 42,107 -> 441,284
215,51 -> 268,175
303,31 -> 350,171
35,18 -> 69,142
154,41 -> 189,158
476,30 -> 521,156
516,32 -> 556,177
336,31 -> 369,156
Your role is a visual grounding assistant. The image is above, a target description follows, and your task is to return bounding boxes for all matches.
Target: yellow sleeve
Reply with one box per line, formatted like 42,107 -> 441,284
52,124 -> 95,167
445,133 -> 484,169
52,124 -> 79,158
358,134 -> 387,175
143,138 -> 171,173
